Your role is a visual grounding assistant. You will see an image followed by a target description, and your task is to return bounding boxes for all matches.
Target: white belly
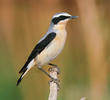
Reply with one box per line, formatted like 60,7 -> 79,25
36,31 -> 67,66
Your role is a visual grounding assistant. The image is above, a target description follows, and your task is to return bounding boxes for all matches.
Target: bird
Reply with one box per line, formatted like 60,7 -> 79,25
17,12 -> 78,86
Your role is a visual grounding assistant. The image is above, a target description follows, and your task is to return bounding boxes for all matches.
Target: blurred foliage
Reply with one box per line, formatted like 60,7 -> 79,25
0,0 -> 110,100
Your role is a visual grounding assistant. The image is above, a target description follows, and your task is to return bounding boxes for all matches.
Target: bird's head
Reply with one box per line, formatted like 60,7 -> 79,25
51,12 -> 78,30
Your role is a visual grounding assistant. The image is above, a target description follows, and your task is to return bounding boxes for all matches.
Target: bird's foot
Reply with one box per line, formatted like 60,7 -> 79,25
48,63 -> 60,74
48,67 -> 60,90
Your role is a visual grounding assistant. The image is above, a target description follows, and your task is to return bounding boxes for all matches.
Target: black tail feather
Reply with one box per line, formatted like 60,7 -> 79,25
17,67 -> 28,86
16,74 -> 23,86
19,62 -> 28,73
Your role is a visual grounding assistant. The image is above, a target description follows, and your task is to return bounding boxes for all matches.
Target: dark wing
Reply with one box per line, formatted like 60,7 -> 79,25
19,32 -> 56,73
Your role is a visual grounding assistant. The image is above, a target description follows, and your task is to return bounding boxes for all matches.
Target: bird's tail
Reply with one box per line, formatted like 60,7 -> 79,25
16,68 -> 28,86
16,72 -> 24,86
16,59 -> 35,86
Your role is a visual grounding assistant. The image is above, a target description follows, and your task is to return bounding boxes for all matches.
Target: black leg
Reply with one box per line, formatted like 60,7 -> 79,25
48,63 -> 57,67
48,63 -> 60,74
38,67 -> 59,83
38,67 -> 53,79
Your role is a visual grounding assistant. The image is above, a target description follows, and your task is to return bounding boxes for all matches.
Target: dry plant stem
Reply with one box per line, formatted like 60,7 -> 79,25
48,67 -> 59,100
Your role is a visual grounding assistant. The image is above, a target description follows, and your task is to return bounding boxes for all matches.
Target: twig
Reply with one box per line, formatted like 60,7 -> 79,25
48,67 -> 59,100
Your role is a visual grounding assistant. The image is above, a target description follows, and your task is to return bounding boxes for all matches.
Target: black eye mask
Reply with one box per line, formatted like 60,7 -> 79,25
52,16 -> 70,24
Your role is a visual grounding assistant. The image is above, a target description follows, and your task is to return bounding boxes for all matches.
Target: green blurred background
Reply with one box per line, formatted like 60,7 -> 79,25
0,0 -> 110,100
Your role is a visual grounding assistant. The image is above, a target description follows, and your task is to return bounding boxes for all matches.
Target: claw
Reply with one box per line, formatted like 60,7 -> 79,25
48,63 -> 60,74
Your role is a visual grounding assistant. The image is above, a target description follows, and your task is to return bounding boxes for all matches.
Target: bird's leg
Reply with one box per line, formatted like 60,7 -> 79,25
48,63 -> 60,74
38,67 -> 53,79
38,67 -> 59,84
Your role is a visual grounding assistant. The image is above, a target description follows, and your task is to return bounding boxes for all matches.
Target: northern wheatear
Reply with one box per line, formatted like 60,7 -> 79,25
17,12 -> 78,86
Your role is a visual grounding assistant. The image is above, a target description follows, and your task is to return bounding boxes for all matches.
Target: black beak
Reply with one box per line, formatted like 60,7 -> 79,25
70,16 -> 79,19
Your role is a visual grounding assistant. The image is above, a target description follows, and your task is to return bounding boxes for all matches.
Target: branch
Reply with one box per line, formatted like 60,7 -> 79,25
48,67 -> 59,100
48,67 -> 86,100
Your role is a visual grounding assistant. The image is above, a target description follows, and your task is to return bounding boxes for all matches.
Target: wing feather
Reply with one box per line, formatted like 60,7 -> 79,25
19,32 -> 56,73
